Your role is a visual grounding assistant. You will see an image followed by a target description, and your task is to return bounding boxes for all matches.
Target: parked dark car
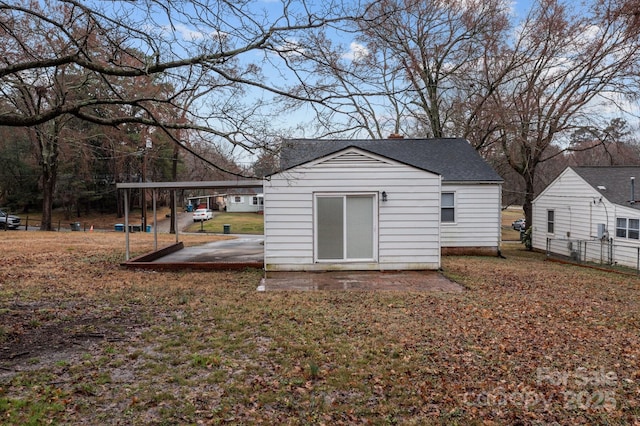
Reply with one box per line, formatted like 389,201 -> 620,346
0,209 -> 21,229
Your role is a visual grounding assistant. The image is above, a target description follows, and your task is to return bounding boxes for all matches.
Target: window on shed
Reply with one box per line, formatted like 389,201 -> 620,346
629,219 -> 640,239
232,196 -> 243,203
441,193 -> 455,223
547,210 -> 555,233
616,218 -> 628,238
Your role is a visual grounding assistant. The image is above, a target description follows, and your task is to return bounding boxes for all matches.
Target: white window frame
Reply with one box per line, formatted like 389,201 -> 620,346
617,217 -> 640,240
313,192 -> 378,263
231,195 -> 243,204
441,192 -> 455,223
547,209 -> 555,234
251,196 -> 264,206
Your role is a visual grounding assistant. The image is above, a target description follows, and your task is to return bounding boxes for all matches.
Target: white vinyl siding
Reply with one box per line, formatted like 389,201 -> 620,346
439,183 -> 501,249
532,167 -> 640,268
226,193 -> 262,212
264,148 -> 441,271
532,169 -> 603,248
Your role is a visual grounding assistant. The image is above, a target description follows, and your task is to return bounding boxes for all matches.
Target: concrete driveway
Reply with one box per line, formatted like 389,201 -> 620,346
153,211 -> 195,233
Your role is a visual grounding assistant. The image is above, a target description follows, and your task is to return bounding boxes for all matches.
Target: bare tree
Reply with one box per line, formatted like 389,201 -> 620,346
566,118 -> 640,166
361,0 -> 511,139
482,0 -> 640,228
0,0 -> 362,228
283,0 -> 511,139
293,0 -> 640,231
0,1 -> 358,129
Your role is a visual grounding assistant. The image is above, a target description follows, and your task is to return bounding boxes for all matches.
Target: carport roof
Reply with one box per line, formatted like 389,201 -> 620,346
116,179 -> 261,190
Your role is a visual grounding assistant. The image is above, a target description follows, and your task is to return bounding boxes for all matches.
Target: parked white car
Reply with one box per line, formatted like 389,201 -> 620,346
512,218 -> 526,230
193,208 -> 213,222
0,209 -> 21,229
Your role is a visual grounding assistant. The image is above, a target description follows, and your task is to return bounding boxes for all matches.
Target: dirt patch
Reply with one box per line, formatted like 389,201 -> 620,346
0,300 -> 143,376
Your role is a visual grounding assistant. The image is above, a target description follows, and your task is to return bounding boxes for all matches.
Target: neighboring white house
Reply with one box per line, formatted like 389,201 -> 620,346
263,138 -> 503,272
532,166 -> 640,268
187,194 -> 226,211
225,188 -> 264,213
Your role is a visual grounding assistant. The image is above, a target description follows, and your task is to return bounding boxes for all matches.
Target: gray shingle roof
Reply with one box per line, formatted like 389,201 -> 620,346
573,166 -> 640,210
278,138 -> 503,182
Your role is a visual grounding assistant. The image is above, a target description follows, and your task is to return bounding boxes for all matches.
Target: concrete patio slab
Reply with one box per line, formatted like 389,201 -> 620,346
121,236 -> 264,270
153,236 -> 264,263
258,270 -> 463,292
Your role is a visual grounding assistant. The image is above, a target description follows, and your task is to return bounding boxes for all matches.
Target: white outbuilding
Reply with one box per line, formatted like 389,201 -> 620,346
225,188 -> 264,213
532,166 -> 640,268
263,138 -> 503,271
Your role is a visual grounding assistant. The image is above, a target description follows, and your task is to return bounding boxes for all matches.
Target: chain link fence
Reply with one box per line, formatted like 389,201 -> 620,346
545,237 -> 640,273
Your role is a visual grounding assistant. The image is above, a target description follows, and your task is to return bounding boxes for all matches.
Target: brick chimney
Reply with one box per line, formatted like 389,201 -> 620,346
388,133 -> 404,139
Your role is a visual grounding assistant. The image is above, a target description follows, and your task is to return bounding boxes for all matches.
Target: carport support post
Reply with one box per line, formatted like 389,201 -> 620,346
173,189 -> 178,244
124,188 -> 130,261
153,189 -> 158,251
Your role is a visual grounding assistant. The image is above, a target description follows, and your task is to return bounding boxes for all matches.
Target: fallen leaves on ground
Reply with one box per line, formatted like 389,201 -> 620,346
0,232 -> 639,424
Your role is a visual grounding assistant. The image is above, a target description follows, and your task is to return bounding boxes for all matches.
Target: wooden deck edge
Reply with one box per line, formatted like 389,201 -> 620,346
124,242 -> 184,263
120,261 -> 264,271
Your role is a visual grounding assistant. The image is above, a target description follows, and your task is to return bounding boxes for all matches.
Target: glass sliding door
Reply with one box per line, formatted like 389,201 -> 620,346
317,196 -> 344,259
316,194 -> 375,261
346,196 -> 373,259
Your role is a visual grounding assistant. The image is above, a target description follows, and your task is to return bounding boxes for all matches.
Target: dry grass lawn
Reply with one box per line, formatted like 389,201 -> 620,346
1,231 -> 640,425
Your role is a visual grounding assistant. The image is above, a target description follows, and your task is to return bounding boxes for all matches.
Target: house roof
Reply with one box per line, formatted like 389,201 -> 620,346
225,187 -> 262,196
573,166 -> 640,210
278,138 -> 503,182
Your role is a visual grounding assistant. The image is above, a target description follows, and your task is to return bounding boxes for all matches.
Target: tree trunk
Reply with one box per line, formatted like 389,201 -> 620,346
116,188 -> 123,218
37,128 -> 60,232
522,169 -> 536,249
40,161 -> 57,231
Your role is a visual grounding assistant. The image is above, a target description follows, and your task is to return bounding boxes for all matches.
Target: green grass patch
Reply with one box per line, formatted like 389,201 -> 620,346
0,386 -> 69,425
186,212 -> 263,234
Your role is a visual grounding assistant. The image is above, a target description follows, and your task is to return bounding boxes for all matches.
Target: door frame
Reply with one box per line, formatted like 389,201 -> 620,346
313,192 -> 378,263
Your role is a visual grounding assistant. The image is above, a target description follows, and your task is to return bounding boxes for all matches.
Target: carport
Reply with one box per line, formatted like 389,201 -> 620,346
115,180 -> 462,291
116,180 -> 262,264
